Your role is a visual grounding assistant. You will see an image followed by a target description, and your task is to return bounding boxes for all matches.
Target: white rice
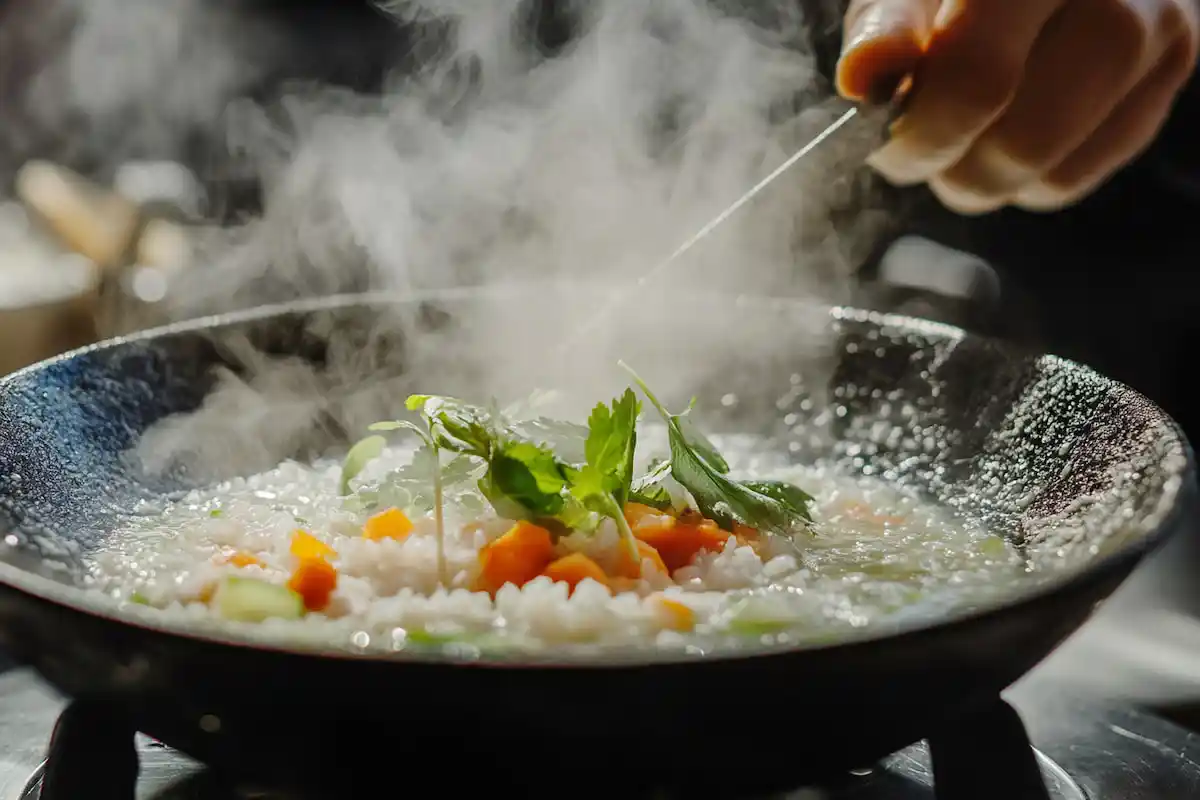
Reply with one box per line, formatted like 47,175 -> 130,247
85,435 -> 1028,654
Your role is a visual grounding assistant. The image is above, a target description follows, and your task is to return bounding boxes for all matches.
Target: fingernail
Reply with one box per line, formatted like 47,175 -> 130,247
837,12 -> 923,102
843,3 -> 920,53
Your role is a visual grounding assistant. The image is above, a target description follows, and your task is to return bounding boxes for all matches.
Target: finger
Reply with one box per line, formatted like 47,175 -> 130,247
1013,37 -> 1197,210
836,0 -> 937,103
942,0 -> 1195,201
869,0 -> 1067,186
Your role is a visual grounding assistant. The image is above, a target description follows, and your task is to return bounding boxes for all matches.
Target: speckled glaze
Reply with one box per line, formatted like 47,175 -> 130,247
0,289 -> 1191,793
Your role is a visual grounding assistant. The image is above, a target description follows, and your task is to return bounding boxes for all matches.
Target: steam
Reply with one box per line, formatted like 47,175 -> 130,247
0,0 -> 281,181
11,0 -> 897,477
178,0 -> 885,311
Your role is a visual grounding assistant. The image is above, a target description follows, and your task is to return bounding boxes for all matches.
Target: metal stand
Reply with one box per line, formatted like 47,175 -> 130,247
38,701 -> 138,800
929,697 -> 1051,800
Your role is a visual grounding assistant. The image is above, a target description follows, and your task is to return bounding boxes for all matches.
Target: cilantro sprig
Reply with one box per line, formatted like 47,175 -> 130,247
404,394 -> 592,532
364,405 -> 451,585
341,369 -> 814,564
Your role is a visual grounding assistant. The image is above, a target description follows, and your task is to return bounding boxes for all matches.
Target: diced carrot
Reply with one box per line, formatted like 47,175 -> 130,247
654,595 -> 696,632
624,502 -> 675,527
290,529 -> 337,561
608,577 -> 642,594
634,512 -> 731,572
542,553 -> 610,595
363,507 -> 414,542
841,501 -> 905,527
733,522 -> 759,540
221,551 -> 263,569
287,558 -> 339,612
733,522 -> 762,552
611,540 -> 669,580
475,521 -> 556,595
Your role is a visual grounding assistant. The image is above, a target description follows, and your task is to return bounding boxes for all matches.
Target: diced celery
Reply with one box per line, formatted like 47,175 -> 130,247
214,576 -> 304,622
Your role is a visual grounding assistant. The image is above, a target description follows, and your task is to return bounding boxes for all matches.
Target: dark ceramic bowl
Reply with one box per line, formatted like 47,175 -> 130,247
0,288 -> 1192,795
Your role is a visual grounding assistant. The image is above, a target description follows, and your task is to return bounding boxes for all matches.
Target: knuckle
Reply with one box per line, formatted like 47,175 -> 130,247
1161,0 -> 1200,61
1026,172 -> 1087,207
1160,13 -> 1200,82
1014,182 -> 1082,212
866,146 -> 928,186
955,58 -> 1022,120
982,134 -> 1051,177
928,177 -> 1003,216
949,52 -> 1024,122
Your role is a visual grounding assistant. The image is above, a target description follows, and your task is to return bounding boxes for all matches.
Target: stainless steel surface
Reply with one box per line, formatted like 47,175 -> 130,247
0,667 -> 1196,798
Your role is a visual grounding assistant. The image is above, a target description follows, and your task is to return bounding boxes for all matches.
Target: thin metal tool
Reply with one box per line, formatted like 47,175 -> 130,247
557,99 -> 897,357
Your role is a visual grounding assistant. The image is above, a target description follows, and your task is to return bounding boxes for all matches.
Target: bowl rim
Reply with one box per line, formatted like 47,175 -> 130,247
0,287 -> 1193,668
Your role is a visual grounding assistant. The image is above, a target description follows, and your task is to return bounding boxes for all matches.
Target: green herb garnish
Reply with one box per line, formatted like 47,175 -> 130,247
340,435 -> 386,496
630,459 -> 673,510
566,389 -> 642,562
363,405 -> 453,586
620,361 -> 812,535
728,617 -> 793,636
343,366 -> 816,565
405,394 -> 594,533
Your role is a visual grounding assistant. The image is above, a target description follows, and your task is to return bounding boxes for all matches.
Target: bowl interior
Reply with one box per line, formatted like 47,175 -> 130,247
0,287 -> 1189,659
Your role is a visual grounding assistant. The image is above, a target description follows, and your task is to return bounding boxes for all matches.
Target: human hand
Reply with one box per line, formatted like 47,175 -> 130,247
837,0 -> 1200,214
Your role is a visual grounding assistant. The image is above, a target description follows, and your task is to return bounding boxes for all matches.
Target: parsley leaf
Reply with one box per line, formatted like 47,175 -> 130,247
583,388 -> 640,506
620,362 -> 812,536
567,389 -> 643,561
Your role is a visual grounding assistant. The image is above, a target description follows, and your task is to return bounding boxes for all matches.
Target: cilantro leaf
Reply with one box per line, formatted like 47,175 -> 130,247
340,435 -> 387,495
740,479 -> 813,523
621,362 -> 812,536
509,417 -> 589,464
357,447 -> 484,515
405,394 -> 577,526
354,413 -> 452,585
675,400 -> 730,474
482,439 -> 569,519
406,395 -> 495,458
630,459 -> 673,510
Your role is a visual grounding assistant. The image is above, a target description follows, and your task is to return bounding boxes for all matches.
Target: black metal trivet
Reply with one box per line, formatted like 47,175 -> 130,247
31,697 -> 1057,799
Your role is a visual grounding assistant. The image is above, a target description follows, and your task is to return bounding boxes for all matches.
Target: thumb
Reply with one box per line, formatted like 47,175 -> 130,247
836,0 -> 937,103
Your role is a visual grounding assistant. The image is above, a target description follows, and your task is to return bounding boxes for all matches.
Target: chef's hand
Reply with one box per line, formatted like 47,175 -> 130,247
837,0 -> 1200,214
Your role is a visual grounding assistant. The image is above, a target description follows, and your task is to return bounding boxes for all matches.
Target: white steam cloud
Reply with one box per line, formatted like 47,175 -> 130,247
6,0 -> 897,474
167,0 -> 889,313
